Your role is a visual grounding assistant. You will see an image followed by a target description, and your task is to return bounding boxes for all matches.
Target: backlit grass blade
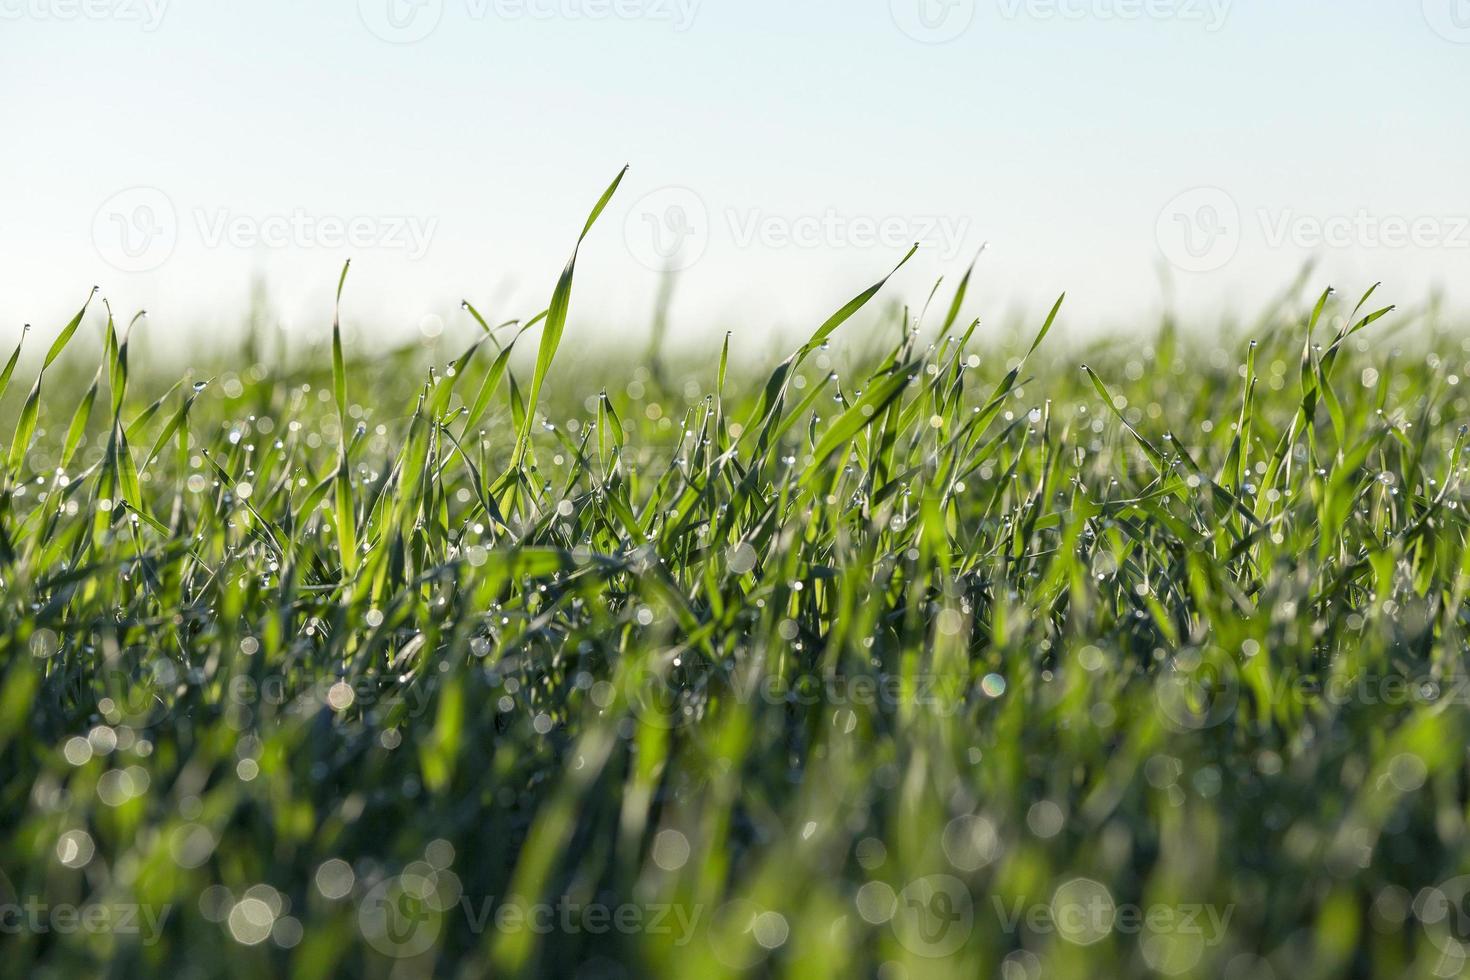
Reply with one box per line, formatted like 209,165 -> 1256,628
43,286 -> 99,370
332,259 -> 351,426
6,373 -> 44,479
939,243 -> 986,335
801,243 -> 918,354
508,165 -> 628,474
8,290 -> 99,479
59,368 -> 103,471
332,260 -> 358,575
0,327 -> 26,403
807,360 -> 919,470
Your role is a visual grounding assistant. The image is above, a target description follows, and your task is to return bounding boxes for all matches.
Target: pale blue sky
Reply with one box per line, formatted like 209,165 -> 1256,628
2,0 -> 1468,347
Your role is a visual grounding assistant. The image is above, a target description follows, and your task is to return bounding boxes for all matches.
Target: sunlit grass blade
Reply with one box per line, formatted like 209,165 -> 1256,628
508,165 -> 629,474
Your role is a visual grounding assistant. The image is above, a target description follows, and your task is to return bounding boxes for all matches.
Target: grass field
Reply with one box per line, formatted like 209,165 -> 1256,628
4,172 -> 1470,978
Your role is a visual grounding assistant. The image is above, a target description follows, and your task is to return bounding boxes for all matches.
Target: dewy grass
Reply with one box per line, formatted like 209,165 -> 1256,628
2,176 -> 1470,977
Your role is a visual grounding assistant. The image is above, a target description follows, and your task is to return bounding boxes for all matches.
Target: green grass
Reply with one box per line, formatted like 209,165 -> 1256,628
4,178 -> 1470,978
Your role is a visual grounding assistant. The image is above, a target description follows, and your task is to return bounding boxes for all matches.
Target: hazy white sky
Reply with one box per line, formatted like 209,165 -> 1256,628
2,0 -> 1468,347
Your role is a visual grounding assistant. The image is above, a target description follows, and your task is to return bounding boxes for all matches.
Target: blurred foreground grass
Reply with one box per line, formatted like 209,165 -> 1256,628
5,174 -> 1470,978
